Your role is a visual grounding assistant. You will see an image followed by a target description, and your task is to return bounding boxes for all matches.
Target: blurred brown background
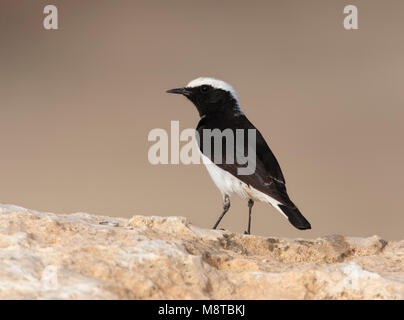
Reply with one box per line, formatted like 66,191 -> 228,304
0,1 -> 403,239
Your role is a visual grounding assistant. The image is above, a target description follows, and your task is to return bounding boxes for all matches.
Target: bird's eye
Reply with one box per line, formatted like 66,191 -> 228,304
200,85 -> 210,93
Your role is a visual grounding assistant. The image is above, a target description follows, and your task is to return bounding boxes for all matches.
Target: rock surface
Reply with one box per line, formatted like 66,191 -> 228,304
0,204 -> 403,299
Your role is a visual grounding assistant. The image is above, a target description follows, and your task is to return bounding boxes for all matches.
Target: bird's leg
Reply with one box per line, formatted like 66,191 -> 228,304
212,195 -> 230,230
244,199 -> 254,235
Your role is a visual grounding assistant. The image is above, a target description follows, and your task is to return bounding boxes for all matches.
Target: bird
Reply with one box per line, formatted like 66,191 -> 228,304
166,77 -> 311,234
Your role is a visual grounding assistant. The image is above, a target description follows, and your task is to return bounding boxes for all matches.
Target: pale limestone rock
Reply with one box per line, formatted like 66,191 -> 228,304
0,204 -> 403,299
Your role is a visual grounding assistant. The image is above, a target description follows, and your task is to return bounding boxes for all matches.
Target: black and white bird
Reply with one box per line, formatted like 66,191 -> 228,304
167,77 -> 311,234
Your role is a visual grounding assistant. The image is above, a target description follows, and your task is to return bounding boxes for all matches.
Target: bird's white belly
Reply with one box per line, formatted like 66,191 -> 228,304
201,154 -> 249,199
200,154 -> 282,209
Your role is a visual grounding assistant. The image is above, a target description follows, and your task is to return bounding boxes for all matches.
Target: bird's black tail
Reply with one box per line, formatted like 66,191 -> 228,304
278,204 -> 311,230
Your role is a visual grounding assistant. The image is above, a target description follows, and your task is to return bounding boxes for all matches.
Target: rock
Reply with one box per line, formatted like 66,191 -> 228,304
0,204 -> 403,299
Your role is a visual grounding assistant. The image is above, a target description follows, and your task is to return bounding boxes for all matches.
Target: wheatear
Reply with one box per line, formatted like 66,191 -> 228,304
167,77 -> 311,234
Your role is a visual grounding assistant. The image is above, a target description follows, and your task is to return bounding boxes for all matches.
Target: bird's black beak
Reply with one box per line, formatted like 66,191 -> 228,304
166,87 -> 191,96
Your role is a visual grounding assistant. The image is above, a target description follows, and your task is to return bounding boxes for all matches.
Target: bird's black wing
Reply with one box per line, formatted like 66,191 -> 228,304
196,114 -> 292,205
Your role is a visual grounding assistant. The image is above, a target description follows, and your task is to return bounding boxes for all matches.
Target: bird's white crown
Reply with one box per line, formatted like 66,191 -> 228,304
186,77 -> 240,104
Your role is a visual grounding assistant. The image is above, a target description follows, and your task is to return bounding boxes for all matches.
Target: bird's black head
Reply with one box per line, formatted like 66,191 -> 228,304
167,77 -> 242,117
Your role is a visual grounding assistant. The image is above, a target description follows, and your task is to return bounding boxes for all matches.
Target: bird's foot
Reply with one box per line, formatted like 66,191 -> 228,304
99,220 -> 119,227
244,230 -> 250,235
212,227 -> 227,232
